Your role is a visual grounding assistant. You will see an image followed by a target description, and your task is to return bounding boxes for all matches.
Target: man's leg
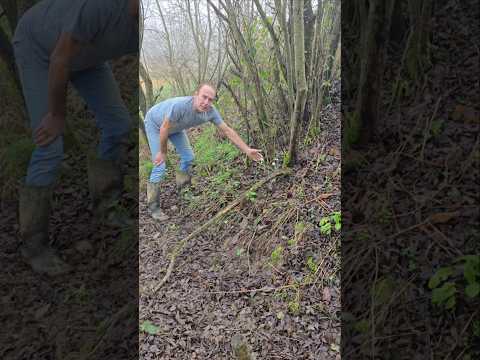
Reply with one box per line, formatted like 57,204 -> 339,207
70,62 -> 131,162
144,116 -> 168,221
14,47 -> 63,186
70,63 -> 131,226
13,36 -> 71,276
169,130 -> 195,188
144,115 -> 166,183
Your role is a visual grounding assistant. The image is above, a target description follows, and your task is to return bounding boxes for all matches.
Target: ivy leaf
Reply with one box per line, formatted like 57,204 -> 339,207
431,282 -> 456,305
463,255 -> 480,284
465,282 -> 480,298
140,320 -> 159,335
444,295 -> 456,309
353,319 -> 369,334
428,267 -> 454,289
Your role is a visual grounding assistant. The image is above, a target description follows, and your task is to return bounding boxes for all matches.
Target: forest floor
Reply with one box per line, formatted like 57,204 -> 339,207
138,88 -> 341,359
0,57 -> 139,360
342,1 -> 479,358
0,54 -> 340,359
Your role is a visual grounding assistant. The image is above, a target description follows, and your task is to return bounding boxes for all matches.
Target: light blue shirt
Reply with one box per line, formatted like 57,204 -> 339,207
146,96 -> 224,134
13,0 -> 138,71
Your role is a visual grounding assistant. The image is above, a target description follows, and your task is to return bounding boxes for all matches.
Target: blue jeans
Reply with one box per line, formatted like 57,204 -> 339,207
144,115 -> 194,183
13,36 -> 131,187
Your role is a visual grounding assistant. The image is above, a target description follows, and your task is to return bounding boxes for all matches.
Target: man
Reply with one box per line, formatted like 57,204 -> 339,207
144,83 -> 264,221
13,0 -> 139,276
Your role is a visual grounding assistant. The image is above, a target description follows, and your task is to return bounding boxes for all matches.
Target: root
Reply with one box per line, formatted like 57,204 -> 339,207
154,168 -> 292,292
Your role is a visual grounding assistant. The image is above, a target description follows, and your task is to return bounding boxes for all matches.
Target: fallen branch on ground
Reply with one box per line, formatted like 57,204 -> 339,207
81,304 -> 133,359
154,167 -> 292,293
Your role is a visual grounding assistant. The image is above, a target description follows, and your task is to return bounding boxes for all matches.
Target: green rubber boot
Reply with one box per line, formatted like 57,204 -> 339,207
88,158 -> 132,227
175,170 -> 192,189
19,185 -> 72,276
146,182 -> 169,221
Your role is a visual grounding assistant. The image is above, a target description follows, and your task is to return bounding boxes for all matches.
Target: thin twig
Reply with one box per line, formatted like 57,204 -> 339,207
206,284 -> 296,294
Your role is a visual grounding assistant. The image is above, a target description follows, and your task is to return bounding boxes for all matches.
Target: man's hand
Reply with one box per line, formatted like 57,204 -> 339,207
34,112 -> 65,146
218,123 -> 264,162
246,148 -> 264,162
154,151 -> 166,166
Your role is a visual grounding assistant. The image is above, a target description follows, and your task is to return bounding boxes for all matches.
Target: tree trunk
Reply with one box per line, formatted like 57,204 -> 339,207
355,0 -> 386,145
286,0 -> 307,167
315,0 -> 340,117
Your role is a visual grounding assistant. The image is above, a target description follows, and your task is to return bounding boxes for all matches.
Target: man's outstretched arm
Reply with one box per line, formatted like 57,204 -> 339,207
217,122 -> 264,162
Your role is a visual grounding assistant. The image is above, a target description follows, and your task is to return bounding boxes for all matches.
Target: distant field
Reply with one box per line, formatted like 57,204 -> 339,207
151,77 -> 167,90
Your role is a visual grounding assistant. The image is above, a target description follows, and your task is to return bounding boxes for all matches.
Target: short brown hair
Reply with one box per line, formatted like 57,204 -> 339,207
195,82 -> 217,94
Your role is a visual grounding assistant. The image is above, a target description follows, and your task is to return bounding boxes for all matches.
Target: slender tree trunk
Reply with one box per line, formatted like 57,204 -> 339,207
316,0 -> 340,116
275,0 -> 295,116
286,0 -> 307,167
355,0 -> 386,145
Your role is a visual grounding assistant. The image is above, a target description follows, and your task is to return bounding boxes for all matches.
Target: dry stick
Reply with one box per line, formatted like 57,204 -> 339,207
82,304 -> 132,359
154,168 -> 292,293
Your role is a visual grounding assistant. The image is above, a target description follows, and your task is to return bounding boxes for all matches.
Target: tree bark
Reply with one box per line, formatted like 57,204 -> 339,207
355,0 -> 386,145
286,0 -> 307,167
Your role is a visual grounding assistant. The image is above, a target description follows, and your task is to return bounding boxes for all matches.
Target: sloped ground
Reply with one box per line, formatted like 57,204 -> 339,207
139,89 -> 341,359
342,1 -> 479,358
0,56 -> 139,359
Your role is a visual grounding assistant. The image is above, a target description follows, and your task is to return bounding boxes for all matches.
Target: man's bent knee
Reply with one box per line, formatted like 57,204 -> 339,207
26,138 -> 63,186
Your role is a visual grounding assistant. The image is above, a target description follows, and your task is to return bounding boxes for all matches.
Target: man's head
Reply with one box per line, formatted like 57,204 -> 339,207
193,83 -> 216,113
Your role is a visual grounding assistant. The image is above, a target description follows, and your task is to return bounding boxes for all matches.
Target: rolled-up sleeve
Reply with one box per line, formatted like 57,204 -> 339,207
209,107 -> 224,126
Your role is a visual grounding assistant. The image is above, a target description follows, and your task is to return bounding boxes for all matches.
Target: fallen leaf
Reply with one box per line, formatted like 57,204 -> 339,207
322,287 -> 332,302
34,304 -> 50,320
452,105 -> 479,123
427,212 -> 460,224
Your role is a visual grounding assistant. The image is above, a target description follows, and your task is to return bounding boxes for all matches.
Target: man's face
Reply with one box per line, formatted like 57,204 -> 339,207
195,85 -> 216,112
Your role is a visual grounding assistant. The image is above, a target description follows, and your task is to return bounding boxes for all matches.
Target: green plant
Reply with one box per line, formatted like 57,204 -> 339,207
270,245 -> 284,265
64,284 -> 89,304
140,320 -> 159,335
168,223 -> 179,231
282,151 -> 291,167
304,125 -> 321,146
428,255 -> 480,310
430,119 -> 444,137
139,160 -> 153,187
306,256 -> 318,273
463,255 -> 480,298
473,320 -> 480,338
331,212 -> 341,231
2,136 -> 35,179
246,190 -> 257,202
235,248 -> 245,257
320,212 -> 341,236
287,238 -> 296,247
320,217 -> 332,235
288,300 -> 300,315
212,169 -> 232,185
343,111 -> 361,150
288,221 -> 307,247
193,126 -> 239,175
400,247 -> 418,271
353,319 -> 369,334
357,230 -> 370,241
372,276 -> 396,306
